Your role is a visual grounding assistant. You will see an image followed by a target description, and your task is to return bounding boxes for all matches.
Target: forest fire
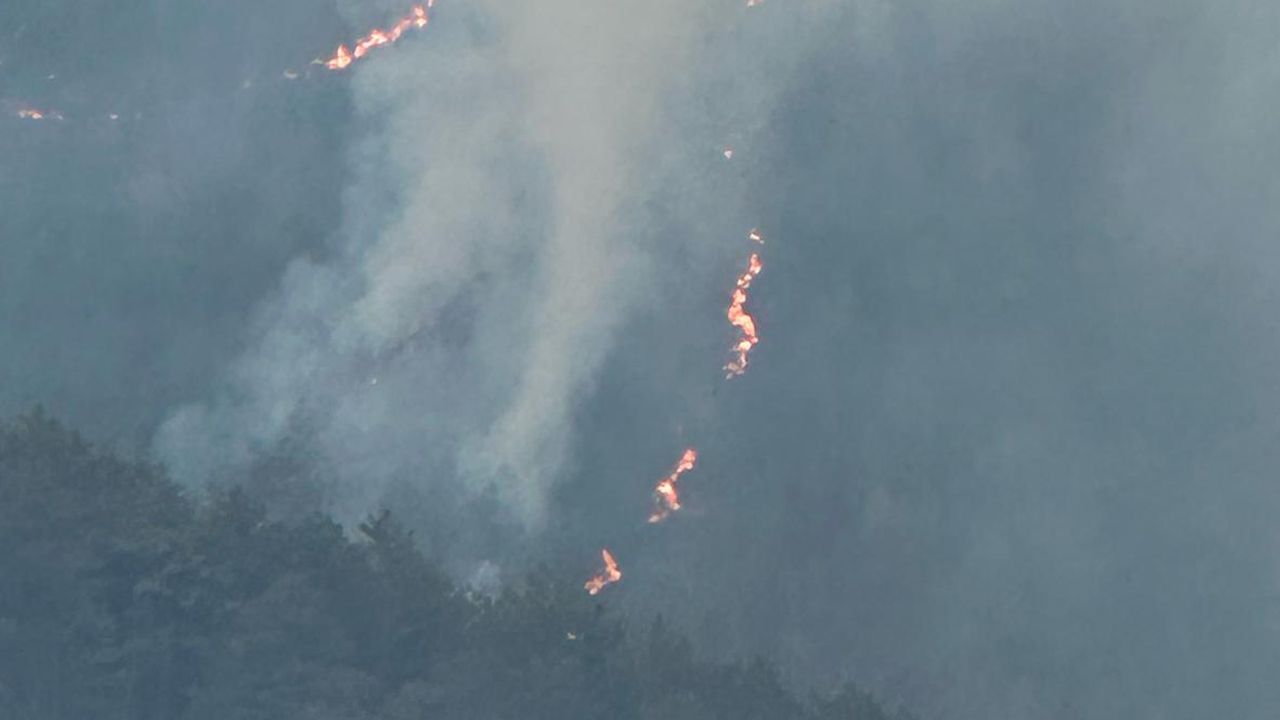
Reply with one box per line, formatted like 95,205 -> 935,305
11,4 -> 435,122
724,253 -> 763,378
16,107 -> 57,120
648,448 -> 698,524
584,549 -> 622,595
326,46 -> 353,70
324,4 -> 431,71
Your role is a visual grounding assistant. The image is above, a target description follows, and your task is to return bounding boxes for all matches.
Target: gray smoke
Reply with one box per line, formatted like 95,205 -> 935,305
7,0 -> 1280,717
153,0 -> 767,527
588,1 -> 1280,718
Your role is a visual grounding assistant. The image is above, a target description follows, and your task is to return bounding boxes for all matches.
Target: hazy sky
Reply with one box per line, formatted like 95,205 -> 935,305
6,1 -> 1280,718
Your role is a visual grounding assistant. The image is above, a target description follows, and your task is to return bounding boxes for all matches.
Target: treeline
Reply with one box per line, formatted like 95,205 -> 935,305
0,410 -> 907,719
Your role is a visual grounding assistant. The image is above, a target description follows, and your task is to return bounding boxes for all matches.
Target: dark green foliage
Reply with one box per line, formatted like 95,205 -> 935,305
0,411 -> 911,719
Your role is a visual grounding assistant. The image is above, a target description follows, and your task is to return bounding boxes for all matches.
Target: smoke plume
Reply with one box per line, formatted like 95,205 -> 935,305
153,0 -> 736,528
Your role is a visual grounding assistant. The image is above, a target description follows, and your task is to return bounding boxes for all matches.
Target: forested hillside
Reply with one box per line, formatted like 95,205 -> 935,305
0,411 -> 904,720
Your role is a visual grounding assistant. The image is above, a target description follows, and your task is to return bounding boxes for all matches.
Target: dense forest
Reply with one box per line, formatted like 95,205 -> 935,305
0,410 -> 906,720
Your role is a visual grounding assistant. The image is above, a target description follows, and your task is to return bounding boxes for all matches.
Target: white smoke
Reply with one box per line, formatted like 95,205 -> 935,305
153,0 -> 740,527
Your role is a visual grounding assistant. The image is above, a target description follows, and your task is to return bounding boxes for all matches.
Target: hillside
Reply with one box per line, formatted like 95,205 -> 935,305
0,410 -> 905,720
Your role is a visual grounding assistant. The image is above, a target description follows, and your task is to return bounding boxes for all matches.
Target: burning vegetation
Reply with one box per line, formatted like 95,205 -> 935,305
324,4 -> 432,71
724,252 -> 764,378
584,548 -> 623,595
649,448 -> 699,524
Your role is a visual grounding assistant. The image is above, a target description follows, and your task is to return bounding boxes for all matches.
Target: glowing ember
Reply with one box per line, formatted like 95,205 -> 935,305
584,548 -> 622,595
648,448 -> 698,524
324,5 -> 430,71
724,253 -> 763,378
748,228 -> 764,244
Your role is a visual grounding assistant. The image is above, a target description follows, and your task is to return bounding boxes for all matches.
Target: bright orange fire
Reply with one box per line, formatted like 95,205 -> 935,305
17,108 -> 46,120
584,548 -> 622,595
324,4 -> 431,71
724,253 -> 763,378
648,448 -> 698,524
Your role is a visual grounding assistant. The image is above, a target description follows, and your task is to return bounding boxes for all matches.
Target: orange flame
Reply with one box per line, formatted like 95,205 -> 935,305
648,448 -> 698,523
17,108 -> 46,120
324,4 -> 431,71
724,253 -> 763,378
326,45 -> 353,70
584,548 -> 622,595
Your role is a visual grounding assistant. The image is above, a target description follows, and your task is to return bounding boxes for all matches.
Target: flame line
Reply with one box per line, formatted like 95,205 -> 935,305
323,3 -> 432,71
10,3 -> 440,123
584,548 -> 622,595
724,252 -> 763,378
648,448 -> 698,524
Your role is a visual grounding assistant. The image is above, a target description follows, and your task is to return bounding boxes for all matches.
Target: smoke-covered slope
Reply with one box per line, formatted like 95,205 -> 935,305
6,1 -> 1280,718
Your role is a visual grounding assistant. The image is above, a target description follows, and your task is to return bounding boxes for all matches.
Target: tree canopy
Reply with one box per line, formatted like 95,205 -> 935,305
0,410 -> 908,719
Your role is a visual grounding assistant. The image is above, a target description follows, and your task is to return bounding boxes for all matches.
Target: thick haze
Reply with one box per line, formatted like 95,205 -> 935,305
5,0 -> 1280,718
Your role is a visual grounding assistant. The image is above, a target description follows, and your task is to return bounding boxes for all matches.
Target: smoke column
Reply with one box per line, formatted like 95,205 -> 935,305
153,0 -> 762,528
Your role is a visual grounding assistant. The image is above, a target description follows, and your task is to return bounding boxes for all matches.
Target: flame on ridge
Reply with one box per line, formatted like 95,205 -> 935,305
648,448 -> 698,524
13,3 -> 437,123
324,3 -> 432,71
724,253 -> 763,378
584,549 -> 622,595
